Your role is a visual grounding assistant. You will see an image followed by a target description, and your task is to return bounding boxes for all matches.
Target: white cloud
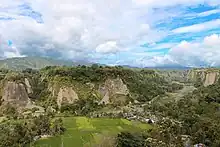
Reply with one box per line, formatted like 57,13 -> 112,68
197,9 -> 220,17
135,54 -> 178,67
96,41 -> 120,54
172,19 -> 220,34
147,43 -> 177,50
133,0 -> 220,7
0,0 -> 220,67
168,34 -> 220,66
137,34 -> 220,67
0,0 -> 168,60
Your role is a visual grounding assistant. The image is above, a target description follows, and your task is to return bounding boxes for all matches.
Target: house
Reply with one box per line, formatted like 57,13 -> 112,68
194,143 -> 206,147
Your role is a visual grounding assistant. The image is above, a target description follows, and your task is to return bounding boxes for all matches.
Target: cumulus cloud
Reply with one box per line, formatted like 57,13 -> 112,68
137,34 -> 220,67
168,34 -> 220,67
96,41 -> 120,54
0,0 -> 169,60
0,0 -> 220,67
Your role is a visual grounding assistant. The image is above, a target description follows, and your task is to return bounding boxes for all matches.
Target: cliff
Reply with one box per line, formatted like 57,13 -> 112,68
188,69 -> 220,86
2,81 -> 30,107
0,66 -> 170,111
98,77 -> 129,105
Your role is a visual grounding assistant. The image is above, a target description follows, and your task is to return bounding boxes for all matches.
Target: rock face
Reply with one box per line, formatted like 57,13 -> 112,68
24,78 -> 33,94
188,69 -> 220,87
2,81 -> 30,106
99,77 -> 129,104
57,87 -> 79,108
204,72 -> 219,86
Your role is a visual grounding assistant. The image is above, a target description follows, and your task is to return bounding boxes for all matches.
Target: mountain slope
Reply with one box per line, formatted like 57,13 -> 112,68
0,57 -> 73,70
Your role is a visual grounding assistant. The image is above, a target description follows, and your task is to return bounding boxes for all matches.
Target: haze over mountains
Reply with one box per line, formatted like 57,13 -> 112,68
0,57 -> 94,70
0,56 -> 198,70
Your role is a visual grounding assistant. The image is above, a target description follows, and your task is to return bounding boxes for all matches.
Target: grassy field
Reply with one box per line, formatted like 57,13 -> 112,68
31,117 -> 152,147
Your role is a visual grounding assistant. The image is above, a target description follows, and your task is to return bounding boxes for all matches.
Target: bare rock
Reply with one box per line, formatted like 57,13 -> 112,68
24,78 -> 33,94
99,77 -> 129,104
2,81 -> 30,107
57,87 -> 79,108
204,72 -> 219,87
188,69 -> 220,87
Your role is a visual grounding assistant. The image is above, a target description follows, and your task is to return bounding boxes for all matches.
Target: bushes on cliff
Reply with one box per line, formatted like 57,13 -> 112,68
0,104 -> 19,119
42,65 -> 169,102
60,98 -> 101,115
4,72 -> 24,82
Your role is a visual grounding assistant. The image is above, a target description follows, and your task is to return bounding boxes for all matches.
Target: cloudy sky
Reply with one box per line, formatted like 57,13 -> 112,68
0,0 -> 220,67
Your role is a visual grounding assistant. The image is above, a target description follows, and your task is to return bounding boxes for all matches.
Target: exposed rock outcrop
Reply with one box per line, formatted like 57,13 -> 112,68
99,77 -> 129,104
24,78 -> 33,94
57,87 -> 79,108
2,81 -> 30,107
204,72 -> 219,86
188,69 -> 220,87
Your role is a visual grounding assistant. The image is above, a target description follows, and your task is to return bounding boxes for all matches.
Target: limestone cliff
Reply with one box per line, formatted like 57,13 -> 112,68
188,69 -> 220,86
49,84 -> 79,108
24,78 -> 33,94
99,77 -> 129,104
2,81 -> 30,107
57,87 -> 79,108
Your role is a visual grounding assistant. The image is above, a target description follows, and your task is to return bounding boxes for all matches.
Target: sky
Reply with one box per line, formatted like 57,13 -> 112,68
0,0 -> 220,67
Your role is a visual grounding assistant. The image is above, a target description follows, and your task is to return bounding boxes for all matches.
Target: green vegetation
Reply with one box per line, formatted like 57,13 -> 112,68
33,117 -> 152,147
60,98 -> 102,116
0,114 -> 64,147
42,65 -> 170,103
1,60 -> 220,147
0,104 -> 19,119
117,131 -> 147,147
146,79 -> 220,146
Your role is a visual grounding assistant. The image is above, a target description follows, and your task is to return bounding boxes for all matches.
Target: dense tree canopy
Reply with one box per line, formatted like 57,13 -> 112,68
0,114 -> 65,147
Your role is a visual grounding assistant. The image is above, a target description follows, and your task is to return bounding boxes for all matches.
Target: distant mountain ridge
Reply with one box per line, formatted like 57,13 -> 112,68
0,56 -> 214,71
0,57 -> 74,70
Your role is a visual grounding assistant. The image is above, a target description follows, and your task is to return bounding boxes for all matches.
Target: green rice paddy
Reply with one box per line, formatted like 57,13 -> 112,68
31,117 -> 152,147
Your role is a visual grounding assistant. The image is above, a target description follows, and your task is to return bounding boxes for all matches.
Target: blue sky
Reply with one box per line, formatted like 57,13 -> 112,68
0,0 -> 220,67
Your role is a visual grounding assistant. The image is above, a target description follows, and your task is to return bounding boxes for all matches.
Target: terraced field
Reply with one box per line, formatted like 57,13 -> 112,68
32,117 -> 152,147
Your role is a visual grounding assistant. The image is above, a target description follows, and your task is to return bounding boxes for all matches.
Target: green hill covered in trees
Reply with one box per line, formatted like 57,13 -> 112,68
0,63 -> 219,147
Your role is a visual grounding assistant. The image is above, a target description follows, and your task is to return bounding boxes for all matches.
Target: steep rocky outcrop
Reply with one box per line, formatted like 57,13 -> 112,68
57,87 -> 79,108
49,84 -> 79,108
24,78 -> 33,94
157,70 -> 190,83
99,77 -> 129,104
188,69 -> 220,86
2,81 -> 30,107
204,72 -> 219,86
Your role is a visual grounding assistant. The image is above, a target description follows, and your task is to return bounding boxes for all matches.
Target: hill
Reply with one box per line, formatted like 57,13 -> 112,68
0,61 -> 220,146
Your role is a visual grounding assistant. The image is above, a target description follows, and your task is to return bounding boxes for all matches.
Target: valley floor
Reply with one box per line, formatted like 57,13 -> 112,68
31,117 -> 152,147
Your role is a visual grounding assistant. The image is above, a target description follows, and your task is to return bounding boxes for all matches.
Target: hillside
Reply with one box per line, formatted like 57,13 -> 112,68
188,68 -> 220,87
0,65 -> 171,109
0,65 -> 219,147
0,57 -> 73,70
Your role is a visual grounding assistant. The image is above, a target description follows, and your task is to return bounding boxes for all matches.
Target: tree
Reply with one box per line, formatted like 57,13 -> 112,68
50,118 -> 65,135
91,64 -> 99,70
2,104 -> 18,119
117,132 -> 147,147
